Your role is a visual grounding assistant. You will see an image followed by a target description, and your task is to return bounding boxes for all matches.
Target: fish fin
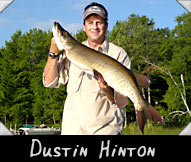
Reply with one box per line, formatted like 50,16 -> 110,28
136,110 -> 147,134
132,71 -> 151,88
145,103 -> 164,123
114,91 -> 129,109
93,69 -> 101,80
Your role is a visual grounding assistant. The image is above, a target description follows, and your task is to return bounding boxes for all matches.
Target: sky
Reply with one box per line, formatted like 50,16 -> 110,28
0,0 -> 187,48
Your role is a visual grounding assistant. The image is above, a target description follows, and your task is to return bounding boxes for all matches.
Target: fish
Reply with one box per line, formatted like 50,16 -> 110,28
52,22 -> 163,134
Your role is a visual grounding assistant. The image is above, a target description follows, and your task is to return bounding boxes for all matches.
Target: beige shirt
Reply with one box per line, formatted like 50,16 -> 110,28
43,39 -> 131,135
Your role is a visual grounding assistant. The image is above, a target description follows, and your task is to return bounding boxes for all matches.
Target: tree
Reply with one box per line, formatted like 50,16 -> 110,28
0,30 -> 30,126
162,13 -> 191,124
0,28 -> 67,127
142,13 -> 191,125
74,29 -> 87,42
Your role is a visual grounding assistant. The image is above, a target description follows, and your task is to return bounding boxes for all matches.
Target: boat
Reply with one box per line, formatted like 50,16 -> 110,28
19,124 -> 61,135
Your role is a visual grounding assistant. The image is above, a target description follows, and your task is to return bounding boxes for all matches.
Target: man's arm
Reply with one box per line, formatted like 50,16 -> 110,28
44,38 -> 60,86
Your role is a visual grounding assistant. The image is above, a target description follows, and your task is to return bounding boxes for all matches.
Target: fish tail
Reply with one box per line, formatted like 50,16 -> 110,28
136,102 -> 164,134
136,110 -> 147,134
145,103 -> 164,123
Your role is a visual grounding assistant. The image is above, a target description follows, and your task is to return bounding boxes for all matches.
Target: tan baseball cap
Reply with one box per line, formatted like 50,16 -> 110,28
83,5 -> 107,20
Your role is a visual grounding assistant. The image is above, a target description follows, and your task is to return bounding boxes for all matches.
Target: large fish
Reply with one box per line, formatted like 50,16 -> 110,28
53,22 -> 163,133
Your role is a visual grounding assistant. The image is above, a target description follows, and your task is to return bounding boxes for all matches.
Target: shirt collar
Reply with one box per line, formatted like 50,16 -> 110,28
84,38 -> 109,54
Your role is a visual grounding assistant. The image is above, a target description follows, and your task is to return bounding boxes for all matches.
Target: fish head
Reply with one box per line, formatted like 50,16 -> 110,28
53,22 -> 74,51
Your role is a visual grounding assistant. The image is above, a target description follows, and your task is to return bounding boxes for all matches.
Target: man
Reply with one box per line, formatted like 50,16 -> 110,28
43,2 -> 131,135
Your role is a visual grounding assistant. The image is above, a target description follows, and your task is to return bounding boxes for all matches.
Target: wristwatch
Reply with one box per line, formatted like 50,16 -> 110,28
48,52 -> 59,59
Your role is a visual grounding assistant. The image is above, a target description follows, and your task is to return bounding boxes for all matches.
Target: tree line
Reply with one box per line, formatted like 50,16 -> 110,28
0,13 -> 190,128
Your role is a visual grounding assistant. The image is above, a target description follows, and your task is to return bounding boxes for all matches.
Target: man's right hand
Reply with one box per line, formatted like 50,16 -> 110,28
49,37 -> 60,55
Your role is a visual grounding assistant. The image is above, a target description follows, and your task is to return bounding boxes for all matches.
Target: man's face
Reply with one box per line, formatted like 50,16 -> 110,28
83,14 -> 108,44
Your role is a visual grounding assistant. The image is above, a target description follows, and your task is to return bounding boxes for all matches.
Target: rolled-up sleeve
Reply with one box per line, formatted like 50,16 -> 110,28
117,48 -> 131,70
43,55 -> 70,88
43,73 -> 59,88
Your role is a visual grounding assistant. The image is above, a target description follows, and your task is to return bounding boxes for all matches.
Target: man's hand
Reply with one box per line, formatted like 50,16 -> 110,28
93,70 -> 115,104
49,37 -> 60,54
99,82 -> 115,104
97,76 -> 108,89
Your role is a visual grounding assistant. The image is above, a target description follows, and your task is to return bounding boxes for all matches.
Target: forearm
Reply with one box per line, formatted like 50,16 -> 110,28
44,57 -> 58,86
44,37 -> 62,86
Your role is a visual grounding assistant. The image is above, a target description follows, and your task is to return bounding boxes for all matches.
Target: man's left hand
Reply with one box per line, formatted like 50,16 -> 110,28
93,70 -> 115,103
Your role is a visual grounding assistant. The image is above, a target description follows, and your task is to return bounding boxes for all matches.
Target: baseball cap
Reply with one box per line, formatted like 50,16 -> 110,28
83,5 -> 107,21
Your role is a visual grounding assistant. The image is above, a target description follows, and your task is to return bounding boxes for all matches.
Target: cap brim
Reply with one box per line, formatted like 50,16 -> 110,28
84,11 -> 106,20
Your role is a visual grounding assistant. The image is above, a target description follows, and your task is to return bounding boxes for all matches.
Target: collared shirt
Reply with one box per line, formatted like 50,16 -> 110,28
43,39 -> 131,135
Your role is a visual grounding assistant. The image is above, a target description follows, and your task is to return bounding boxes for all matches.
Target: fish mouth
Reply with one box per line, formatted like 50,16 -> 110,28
54,22 -> 62,30
54,22 -> 65,36
53,22 -> 74,50
54,22 -> 72,41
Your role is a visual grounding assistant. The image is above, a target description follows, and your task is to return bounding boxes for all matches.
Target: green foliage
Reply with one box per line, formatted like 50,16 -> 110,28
160,13 -> 191,125
74,29 -> 87,42
108,13 -> 191,126
0,29 -> 66,127
108,14 -> 170,72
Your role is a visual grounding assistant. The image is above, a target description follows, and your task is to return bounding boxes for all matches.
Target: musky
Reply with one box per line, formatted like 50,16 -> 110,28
0,0 -> 186,47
